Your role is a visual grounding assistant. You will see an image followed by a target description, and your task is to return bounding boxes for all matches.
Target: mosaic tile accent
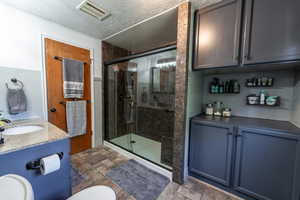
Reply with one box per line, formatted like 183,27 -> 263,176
173,2 -> 191,184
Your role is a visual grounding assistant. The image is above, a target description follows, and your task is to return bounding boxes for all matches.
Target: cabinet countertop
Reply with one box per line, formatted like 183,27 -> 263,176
0,120 -> 69,155
191,115 -> 300,136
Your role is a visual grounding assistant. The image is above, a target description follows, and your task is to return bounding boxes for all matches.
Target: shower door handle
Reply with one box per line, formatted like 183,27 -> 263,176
165,109 -> 174,113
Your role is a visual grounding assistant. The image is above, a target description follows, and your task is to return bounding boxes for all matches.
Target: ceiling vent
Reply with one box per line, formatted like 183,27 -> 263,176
76,0 -> 110,21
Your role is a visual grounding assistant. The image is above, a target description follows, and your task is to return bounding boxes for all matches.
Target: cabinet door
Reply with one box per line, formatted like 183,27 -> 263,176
193,0 -> 242,69
234,128 -> 300,200
189,122 -> 234,186
242,0 -> 300,65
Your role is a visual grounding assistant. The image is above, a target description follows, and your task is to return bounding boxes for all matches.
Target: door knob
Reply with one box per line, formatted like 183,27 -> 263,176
50,108 -> 57,113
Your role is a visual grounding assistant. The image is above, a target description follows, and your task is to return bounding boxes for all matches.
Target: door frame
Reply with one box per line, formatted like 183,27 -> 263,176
40,34 -> 96,147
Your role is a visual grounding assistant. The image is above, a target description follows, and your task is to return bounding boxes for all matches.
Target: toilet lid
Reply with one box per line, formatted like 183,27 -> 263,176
68,186 -> 116,200
0,174 -> 34,200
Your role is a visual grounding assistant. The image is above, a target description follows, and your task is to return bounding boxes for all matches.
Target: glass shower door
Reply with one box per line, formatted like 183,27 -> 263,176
104,49 -> 176,169
105,63 -> 137,151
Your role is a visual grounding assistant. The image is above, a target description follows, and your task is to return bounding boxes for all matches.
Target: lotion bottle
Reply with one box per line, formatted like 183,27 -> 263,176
260,90 -> 266,105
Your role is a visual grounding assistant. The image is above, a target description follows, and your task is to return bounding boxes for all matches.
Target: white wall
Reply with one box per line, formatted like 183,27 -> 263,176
0,67 -> 43,120
0,3 -> 103,146
0,3 -> 101,77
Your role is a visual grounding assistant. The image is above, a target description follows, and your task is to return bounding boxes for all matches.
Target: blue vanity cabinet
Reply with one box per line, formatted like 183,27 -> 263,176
234,127 -> 300,200
189,121 -> 234,186
0,138 -> 71,200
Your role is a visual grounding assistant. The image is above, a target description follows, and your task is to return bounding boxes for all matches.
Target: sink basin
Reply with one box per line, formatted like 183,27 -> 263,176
2,125 -> 43,136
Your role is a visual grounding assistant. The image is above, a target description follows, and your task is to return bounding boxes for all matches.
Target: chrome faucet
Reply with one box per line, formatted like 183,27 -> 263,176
0,119 -> 11,125
0,111 -> 11,144
0,126 -> 4,144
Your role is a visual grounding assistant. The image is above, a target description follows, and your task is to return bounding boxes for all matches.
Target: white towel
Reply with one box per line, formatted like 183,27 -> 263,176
66,101 -> 87,137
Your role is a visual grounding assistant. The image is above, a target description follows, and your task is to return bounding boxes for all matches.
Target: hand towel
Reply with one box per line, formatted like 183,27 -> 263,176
66,100 -> 87,137
63,58 -> 84,98
6,87 -> 27,115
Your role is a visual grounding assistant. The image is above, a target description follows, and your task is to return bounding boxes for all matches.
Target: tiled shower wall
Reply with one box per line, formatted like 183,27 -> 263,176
202,70 -> 295,121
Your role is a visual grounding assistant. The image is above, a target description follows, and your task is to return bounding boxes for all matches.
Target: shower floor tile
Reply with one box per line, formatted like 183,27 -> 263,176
111,134 -> 171,169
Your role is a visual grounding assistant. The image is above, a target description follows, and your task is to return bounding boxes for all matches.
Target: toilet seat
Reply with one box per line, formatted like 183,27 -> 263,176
67,185 -> 116,200
0,174 -> 34,200
0,174 -> 116,200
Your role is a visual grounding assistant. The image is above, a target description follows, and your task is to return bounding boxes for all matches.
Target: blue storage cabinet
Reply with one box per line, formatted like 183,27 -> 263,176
0,138 -> 71,200
189,121 -> 234,186
189,117 -> 300,200
234,127 -> 300,200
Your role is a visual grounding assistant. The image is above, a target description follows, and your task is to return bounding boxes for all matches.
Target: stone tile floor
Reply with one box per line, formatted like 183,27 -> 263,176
71,146 -> 244,200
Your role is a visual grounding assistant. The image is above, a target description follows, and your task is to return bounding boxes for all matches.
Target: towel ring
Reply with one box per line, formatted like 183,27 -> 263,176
6,78 -> 24,90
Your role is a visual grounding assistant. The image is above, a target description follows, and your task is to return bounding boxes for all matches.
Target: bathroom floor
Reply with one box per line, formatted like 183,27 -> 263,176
110,133 -> 171,169
71,146 -> 244,200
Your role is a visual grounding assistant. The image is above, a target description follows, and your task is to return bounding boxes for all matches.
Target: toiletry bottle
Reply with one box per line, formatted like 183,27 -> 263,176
219,82 -> 224,93
205,104 -> 214,116
253,78 -> 257,87
225,81 -> 229,93
214,78 -> 220,94
268,78 -> 273,86
229,80 -> 234,93
233,81 -> 240,93
260,90 -> 266,105
213,101 -> 222,116
210,80 -> 215,94
258,78 -> 262,86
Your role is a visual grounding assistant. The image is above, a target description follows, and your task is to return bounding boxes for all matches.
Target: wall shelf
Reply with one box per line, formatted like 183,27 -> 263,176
246,97 -> 280,107
209,92 -> 240,95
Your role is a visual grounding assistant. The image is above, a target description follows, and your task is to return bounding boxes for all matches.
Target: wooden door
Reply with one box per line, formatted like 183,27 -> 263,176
45,38 -> 92,154
189,121 -> 234,186
234,128 -> 299,200
193,0 -> 242,69
242,0 -> 300,65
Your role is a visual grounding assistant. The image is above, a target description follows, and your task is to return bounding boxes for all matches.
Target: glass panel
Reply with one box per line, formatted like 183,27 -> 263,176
105,49 -> 176,170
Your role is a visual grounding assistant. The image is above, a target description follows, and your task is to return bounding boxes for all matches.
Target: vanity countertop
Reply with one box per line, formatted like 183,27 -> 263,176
0,120 -> 69,155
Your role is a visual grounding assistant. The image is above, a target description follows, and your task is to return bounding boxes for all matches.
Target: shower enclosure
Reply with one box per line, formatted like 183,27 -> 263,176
104,47 -> 176,169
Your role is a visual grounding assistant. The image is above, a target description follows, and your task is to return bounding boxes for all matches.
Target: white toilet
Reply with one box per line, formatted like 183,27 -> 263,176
0,174 -> 116,200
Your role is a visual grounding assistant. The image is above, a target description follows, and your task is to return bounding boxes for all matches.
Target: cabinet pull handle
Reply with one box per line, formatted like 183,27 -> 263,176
227,132 -> 233,135
244,54 -> 251,60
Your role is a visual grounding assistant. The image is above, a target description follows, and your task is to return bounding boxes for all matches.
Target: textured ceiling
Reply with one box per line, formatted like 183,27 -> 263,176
105,8 -> 178,52
1,0 -> 220,39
